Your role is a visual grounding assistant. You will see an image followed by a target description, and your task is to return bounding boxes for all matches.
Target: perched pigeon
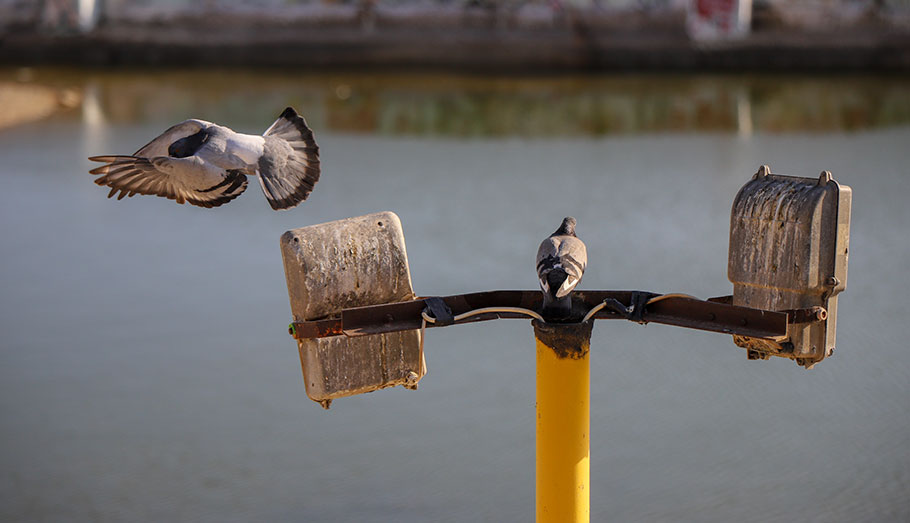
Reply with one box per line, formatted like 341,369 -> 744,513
536,217 -> 587,318
89,107 -> 320,210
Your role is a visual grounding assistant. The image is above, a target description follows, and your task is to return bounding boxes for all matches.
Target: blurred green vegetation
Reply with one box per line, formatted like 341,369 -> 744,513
3,67 -> 909,136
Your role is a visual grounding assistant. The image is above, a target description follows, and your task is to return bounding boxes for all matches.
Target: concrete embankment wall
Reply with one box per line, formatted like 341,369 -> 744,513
1,1 -> 909,70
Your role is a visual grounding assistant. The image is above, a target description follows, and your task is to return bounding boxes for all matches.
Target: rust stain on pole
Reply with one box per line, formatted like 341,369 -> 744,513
532,320 -> 594,360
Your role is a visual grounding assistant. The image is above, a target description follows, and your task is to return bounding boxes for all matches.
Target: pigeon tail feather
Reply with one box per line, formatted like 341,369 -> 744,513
546,269 -> 568,299
257,107 -> 321,210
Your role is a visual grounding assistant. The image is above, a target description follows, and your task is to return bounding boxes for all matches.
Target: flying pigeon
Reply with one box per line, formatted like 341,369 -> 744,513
89,107 -> 320,210
536,217 -> 587,319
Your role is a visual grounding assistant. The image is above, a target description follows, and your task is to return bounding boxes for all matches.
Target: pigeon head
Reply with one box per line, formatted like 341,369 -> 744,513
168,129 -> 209,158
554,216 -> 577,237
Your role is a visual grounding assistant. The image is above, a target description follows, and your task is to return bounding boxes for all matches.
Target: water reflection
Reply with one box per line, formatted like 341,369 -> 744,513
3,68 -> 909,137
1,67 -> 908,523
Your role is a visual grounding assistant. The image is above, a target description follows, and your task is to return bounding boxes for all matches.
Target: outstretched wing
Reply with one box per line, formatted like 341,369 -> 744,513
89,155 -> 248,208
132,119 -> 210,157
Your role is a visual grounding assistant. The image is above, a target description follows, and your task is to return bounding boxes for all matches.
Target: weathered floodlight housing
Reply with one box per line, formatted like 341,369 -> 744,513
728,166 -> 852,368
280,212 -> 425,407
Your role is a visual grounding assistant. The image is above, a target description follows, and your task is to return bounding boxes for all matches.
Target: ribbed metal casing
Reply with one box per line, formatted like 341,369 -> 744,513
728,167 -> 851,368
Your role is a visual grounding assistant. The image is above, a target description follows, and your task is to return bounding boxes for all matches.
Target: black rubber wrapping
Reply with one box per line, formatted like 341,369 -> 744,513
423,297 -> 455,326
629,291 -> 659,324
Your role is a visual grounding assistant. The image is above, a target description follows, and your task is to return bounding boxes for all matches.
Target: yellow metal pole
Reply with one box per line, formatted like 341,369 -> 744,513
534,320 -> 593,523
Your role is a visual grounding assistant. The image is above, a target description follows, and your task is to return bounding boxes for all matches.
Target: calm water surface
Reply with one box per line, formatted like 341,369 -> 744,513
1,69 -> 908,522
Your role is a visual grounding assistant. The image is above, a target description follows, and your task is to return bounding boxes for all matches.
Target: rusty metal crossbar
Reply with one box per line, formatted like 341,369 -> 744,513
289,290 -> 798,341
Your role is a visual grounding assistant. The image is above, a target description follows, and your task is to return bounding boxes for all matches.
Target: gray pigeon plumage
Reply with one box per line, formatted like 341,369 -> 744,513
536,217 -> 587,318
89,107 -> 320,210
